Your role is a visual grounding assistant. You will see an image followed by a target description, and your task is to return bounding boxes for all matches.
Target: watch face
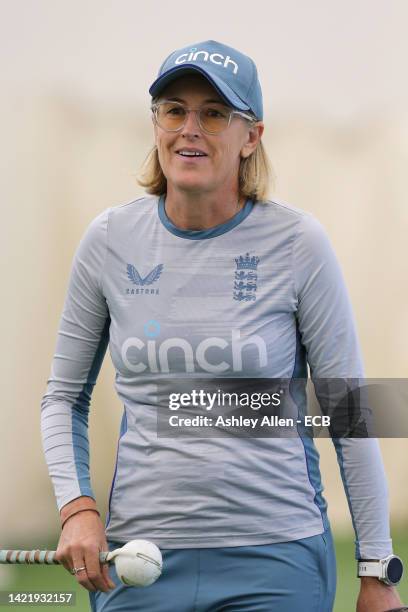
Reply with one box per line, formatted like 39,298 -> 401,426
387,557 -> 403,584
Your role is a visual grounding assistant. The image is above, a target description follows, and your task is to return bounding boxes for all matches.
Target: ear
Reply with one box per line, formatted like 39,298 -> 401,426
241,122 -> 264,159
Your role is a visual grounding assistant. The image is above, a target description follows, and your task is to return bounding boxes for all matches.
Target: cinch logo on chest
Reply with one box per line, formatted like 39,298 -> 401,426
125,263 -> 163,295
121,327 -> 267,374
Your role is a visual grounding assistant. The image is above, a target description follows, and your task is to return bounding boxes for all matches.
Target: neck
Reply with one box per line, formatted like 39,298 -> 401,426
164,184 -> 245,231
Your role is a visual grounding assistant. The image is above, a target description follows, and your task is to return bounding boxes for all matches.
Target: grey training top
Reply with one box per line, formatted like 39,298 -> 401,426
41,195 -> 392,558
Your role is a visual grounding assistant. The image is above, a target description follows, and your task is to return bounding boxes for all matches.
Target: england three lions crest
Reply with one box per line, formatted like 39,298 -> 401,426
233,253 -> 259,302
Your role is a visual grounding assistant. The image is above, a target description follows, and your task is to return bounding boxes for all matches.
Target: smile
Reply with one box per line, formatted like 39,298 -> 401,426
176,149 -> 208,158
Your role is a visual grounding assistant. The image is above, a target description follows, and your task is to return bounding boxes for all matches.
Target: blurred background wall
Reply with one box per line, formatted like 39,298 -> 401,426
0,0 -> 407,556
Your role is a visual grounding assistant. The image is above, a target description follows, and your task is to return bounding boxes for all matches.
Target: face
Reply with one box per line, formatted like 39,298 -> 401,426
152,73 -> 264,198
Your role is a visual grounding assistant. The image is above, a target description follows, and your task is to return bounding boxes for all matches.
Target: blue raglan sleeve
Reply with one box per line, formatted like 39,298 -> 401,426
40,208 -> 111,512
293,212 -> 393,560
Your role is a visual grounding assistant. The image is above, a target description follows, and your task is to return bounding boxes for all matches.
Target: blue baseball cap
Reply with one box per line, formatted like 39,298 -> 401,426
149,40 -> 263,120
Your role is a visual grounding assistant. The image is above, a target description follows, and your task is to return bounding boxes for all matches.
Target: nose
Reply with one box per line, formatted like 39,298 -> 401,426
180,109 -> 201,137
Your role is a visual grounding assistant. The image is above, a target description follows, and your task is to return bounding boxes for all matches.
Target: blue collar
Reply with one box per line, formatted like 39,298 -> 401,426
158,194 -> 254,240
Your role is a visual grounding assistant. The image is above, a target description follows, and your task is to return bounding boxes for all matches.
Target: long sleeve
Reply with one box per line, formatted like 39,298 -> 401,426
41,208 -> 111,512
293,212 -> 392,560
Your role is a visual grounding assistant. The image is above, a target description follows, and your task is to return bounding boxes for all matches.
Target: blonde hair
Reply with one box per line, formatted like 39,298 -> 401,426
138,132 -> 274,203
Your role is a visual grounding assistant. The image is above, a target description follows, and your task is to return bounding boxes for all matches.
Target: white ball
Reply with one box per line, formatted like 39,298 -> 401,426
114,540 -> 162,587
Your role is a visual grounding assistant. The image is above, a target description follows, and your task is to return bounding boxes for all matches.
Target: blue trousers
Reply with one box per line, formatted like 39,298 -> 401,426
89,528 -> 337,612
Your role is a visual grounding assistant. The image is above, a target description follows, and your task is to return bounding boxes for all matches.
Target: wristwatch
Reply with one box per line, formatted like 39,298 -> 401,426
358,555 -> 404,586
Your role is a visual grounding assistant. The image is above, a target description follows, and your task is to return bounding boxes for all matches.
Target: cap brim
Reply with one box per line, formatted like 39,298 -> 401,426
149,64 -> 250,112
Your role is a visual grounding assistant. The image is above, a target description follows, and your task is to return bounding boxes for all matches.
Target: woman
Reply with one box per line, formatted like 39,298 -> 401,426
41,40 -> 404,611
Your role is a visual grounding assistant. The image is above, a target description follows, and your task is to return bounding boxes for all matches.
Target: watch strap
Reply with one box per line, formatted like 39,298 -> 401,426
358,560 -> 383,578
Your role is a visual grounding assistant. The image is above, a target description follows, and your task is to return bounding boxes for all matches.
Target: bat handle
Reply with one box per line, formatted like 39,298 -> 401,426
0,550 -> 110,565
0,550 -> 59,564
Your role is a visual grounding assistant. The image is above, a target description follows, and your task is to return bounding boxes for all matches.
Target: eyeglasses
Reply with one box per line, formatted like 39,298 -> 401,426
151,100 -> 256,135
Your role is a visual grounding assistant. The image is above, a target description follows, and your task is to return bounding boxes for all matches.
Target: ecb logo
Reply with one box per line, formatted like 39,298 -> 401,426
233,253 -> 259,302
